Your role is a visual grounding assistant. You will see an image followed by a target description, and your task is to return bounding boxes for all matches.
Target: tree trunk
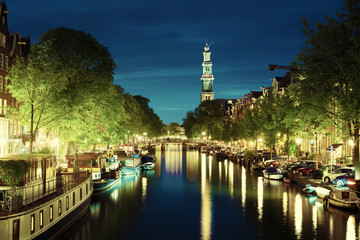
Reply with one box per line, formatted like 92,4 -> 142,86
30,103 -> 34,153
353,127 -> 359,180
73,144 -> 79,178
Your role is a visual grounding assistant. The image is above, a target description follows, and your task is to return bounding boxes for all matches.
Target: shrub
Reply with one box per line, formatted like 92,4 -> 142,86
0,160 -> 30,187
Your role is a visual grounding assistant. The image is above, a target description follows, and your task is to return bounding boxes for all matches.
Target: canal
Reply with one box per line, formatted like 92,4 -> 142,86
59,144 -> 360,240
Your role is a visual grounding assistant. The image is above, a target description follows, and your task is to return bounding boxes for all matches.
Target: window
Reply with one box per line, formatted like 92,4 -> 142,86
80,188 -> 82,201
86,184 -> 88,195
73,192 -> 75,206
13,219 -> 20,240
39,210 -> 44,229
30,214 -> 35,234
58,200 -> 62,216
0,76 -> 3,92
4,56 -> 7,71
66,196 -> 69,211
0,54 -> 3,69
49,205 -> 53,222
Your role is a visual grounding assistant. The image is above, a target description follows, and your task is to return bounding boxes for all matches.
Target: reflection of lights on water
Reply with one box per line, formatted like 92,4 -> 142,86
142,177 -> 147,201
201,153 -> 212,240
219,161 -> 222,183
308,195 -> 317,205
165,144 -> 182,175
294,193 -> 302,239
90,202 -> 101,218
329,215 -> 334,240
257,177 -> 263,221
224,160 -> 228,182
110,188 -> 119,203
241,167 -> 246,208
346,215 -> 356,240
229,161 -> 233,198
208,155 -> 212,180
282,192 -> 288,219
312,205 -> 317,235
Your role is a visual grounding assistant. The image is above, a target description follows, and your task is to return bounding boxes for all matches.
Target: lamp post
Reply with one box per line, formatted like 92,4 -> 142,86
296,138 -> 302,161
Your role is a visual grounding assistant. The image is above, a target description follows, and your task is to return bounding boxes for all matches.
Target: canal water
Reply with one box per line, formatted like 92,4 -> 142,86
60,144 -> 360,240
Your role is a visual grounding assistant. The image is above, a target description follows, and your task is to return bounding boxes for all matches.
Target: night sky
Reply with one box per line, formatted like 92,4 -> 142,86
7,0 -> 344,124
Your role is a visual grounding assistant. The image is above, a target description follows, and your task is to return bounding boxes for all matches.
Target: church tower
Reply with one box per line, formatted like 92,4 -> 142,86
200,43 -> 214,102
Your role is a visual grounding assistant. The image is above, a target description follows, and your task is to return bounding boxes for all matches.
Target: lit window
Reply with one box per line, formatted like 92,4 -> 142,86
0,54 -> 3,69
39,210 -> 43,229
80,188 -> 82,201
30,214 -> 35,234
49,205 -> 53,222
0,76 -> 2,92
73,192 -> 75,206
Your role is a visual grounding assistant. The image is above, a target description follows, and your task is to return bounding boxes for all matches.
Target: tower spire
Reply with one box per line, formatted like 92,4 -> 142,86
200,42 -> 214,102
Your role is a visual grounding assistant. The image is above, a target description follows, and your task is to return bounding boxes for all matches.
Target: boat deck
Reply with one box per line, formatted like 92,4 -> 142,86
0,172 -> 90,217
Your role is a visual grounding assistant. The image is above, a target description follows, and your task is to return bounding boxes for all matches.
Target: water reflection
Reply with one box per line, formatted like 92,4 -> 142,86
165,144 -> 182,175
294,193 -> 303,239
59,146 -> 360,240
257,177 -> 263,222
201,152 -> 212,240
241,167 -> 246,208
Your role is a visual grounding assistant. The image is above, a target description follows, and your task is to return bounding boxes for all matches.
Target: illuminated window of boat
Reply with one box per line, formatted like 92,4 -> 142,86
80,188 -> 83,201
39,210 -> 44,229
58,200 -> 62,216
86,184 -> 88,195
66,196 -> 69,211
30,214 -> 35,234
49,205 -> 53,222
73,192 -> 75,206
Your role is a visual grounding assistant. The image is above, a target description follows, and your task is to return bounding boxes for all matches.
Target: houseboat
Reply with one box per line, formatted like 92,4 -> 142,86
0,154 -> 92,239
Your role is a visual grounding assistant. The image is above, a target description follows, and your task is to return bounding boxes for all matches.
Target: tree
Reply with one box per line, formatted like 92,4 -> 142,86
25,27 -> 116,177
134,95 -> 165,138
294,0 -> 360,178
7,41 -> 67,152
186,100 -> 223,141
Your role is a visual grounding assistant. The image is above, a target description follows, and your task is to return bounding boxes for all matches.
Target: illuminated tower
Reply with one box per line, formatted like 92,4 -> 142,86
200,43 -> 214,102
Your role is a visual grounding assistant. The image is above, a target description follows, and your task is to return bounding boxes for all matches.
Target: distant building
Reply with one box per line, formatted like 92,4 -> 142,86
0,2 -> 31,154
200,43 -> 214,102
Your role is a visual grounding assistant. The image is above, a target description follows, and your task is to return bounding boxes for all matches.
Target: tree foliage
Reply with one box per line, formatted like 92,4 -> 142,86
294,0 -> 360,178
0,160 -> 30,187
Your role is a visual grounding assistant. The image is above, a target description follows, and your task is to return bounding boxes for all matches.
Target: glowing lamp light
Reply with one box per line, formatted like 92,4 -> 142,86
349,140 -> 354,147
296,138 -> 302,145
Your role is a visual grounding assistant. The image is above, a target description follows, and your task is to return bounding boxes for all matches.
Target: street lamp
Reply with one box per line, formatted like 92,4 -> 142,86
202,132 -> 206,142
296,138 -> 302,161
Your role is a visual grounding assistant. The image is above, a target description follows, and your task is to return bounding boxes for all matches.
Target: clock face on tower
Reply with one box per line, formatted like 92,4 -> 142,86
203,80 -> 212,92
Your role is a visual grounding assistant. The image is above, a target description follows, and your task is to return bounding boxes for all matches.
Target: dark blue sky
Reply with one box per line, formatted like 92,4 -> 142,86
7,0 -> 344,124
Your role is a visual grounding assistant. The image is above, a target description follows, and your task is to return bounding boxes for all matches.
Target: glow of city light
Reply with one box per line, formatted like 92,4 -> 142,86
294,193 -> 302,239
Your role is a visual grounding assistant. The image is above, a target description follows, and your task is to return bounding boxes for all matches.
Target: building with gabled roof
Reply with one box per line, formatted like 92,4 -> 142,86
0,2 -> 31,154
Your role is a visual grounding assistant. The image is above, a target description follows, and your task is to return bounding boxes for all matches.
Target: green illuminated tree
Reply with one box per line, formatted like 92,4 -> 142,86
7,41 -> 67,152
134,95 -> 165,138
294,0 -> 360,178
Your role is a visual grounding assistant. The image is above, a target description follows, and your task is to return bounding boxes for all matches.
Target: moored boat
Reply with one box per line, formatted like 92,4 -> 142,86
263,167 -> 284,180
314,186 -> 331,198
323,188 -> 360,210
119,156 -> 141,175
0,154 -> 93,240
303,184 -> 316,194
141,162 -> 155,170
93,155 -> 122,192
